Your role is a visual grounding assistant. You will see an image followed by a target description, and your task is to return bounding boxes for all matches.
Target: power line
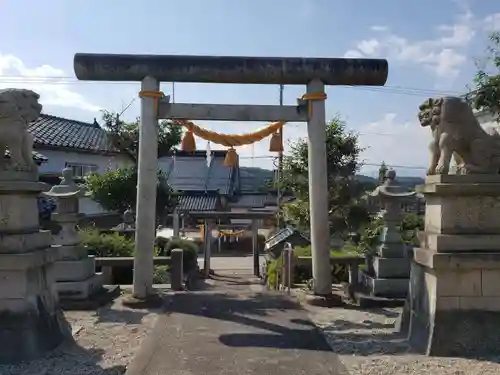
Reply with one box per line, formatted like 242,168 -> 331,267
0,74 -> 463,97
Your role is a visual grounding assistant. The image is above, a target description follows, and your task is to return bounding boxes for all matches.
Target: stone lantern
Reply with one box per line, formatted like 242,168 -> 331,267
362,169 -> 416,299
45,167 -> 103,301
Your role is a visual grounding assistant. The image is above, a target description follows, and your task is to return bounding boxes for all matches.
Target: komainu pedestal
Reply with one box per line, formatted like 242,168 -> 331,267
0,88 -> 69,363
405,175 -> 500,356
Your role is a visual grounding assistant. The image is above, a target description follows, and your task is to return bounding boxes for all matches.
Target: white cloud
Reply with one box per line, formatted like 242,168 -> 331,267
484,13 -> 500,31
343,50 -> 364,58
357,113 -> 430,176
345,9 -> 476,79
0,53 -> 100,113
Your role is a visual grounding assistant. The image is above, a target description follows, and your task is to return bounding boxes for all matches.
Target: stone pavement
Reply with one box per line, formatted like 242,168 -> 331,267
125,272 -> 347,375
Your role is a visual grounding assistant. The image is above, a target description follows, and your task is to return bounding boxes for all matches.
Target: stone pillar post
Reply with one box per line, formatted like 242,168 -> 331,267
405,174 -> 500,356
173,209 -> 180,239
251,220 -> 259,277
362,170 -> 415,298
306,79 -> 331,296
133,76 -> 159,299
203,220 -> 212,277
0,88 -> 69,363
46,168 -> 104,302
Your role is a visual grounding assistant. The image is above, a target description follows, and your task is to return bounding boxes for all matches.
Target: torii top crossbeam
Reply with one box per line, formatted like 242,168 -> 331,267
73,53 -> 388,86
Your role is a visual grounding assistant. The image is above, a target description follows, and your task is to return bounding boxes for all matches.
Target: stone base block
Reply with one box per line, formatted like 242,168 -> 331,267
54,256 -> 95,282
57,273 -> 103,300
56,244 -> 89,260
0,296 -> 70,364
406,249 -> 500,356
377,243 -> 410,258
361,271 -> 409,298
373,257 -> 410,278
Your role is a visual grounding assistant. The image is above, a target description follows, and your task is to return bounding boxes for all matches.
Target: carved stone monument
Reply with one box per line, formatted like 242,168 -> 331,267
403,96 -> 500,356
362,170 -> 415,298
0,88 -> 69,363
45,168 -> 104,302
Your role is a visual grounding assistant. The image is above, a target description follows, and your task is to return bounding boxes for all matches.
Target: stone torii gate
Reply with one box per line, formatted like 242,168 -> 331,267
73,53 -> 388,298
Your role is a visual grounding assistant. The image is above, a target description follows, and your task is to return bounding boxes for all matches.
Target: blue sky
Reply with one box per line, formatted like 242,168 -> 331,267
0,0 -> 499,176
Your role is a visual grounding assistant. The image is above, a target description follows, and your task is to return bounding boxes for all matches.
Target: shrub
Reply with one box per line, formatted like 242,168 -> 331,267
80,229 -> 135,257
163,238 -> 200,273
153,265 -> 170,284
266,244 -> 363,289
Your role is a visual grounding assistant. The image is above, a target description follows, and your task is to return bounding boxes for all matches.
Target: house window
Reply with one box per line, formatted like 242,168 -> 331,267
65,163 -> 98,178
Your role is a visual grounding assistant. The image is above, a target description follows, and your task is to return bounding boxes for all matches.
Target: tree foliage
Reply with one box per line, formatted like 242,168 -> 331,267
101,110 -> 183,158
85,167 -> 177,222
470,31 -> 500,122
280,116 -> 371,233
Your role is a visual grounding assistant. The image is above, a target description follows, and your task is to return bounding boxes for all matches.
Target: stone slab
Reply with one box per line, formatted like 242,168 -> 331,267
0,230 -> 52,254
419,232 -> 500,252
54,256 -> 96,282
425,174 -> 500,184
373,256 -> 410,278
414,248 -> 500,270
0,194 -> 40,232
0,247 -> 60,271
424,195 -> 500,235
361,272 -> 409,298
56,273 -> 103,300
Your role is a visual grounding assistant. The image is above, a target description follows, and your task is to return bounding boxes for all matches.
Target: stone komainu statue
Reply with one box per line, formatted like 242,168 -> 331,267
0,88 -> 42,170
418,96 -> 500,175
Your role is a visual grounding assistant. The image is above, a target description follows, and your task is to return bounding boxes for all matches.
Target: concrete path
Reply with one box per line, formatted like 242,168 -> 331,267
125,272 -> 347,375
197,255 -> 265,271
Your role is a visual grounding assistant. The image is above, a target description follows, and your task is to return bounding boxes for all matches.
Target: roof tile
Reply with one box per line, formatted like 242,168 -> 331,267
177,195 -> 218,211
28,114 -> 120,153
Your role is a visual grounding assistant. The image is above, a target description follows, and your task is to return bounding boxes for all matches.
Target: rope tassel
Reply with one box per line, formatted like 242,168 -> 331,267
181,129 -> 196,151
269,131 -> 283,152
224,147 -> 238,167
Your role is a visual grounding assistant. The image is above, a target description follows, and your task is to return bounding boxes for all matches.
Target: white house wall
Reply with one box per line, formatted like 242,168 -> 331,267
39,149 -> 134,216
38,150 -> 133,175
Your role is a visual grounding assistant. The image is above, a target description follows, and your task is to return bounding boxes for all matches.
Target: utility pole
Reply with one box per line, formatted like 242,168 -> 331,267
276,84 -> 284,228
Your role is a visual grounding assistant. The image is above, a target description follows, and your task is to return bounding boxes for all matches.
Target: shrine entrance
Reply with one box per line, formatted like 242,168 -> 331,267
174,210 -> 275,277
73,53 -> 388,298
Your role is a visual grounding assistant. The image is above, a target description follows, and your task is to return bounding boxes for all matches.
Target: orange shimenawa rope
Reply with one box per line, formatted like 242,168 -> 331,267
138,89 -> 327,147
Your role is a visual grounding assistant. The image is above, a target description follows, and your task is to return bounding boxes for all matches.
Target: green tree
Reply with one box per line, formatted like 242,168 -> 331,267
280,116 -> 370,233
85,167 -> 178,224
101,110 -> 183,158
469,31 -> 500,122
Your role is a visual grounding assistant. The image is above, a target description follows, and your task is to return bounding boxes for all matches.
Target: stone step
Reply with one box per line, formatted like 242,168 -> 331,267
56,273 -> 103,300
361,271 -> 409,299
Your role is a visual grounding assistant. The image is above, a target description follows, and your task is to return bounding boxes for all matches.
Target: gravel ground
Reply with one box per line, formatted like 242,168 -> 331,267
300,291 -> 500,375
0,291 -> 161,375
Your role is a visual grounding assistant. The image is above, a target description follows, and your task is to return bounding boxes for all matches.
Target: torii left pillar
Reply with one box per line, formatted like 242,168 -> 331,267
133,76 -> 159,298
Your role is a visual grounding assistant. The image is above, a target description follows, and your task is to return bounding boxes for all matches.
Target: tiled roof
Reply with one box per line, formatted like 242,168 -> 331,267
27,114 -> 121,153
229,194 -> 269,208
176,194 -> 218,211
159,151 -> 235,195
